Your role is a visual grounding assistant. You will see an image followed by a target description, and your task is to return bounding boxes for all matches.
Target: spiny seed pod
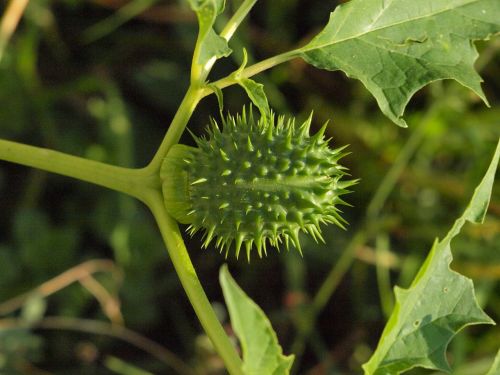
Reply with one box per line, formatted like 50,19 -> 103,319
161,108 -> 356,260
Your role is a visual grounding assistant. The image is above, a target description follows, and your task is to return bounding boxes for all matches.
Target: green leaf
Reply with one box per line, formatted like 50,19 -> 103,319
207,83 -> 224,113
300,0 -> 500,126
199,27 -> 232,66
238,78 -> 270,118
233,49 -> 270,117
188,0 -> 231,71
362,138 -> 500,375
485,349 -> 500,375
220,265 -> 294,375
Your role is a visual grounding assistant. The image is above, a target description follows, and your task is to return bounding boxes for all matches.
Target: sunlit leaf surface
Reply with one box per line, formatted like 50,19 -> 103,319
220,265 -> 294,375
301,0 -> 500,126
363,139 -> 500,374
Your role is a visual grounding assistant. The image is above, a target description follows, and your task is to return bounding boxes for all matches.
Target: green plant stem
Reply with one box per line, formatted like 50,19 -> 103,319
197,0 -> 257,80
147,86 -> 203,172
203,49 -> 301,96
146,192 -> 244,375
143,4 -> 271,371
82,0 -> 159,44
0,139 -> 159,202
190,0 -> 257,83
219,0 -> 257,42
150,0 -> 260,170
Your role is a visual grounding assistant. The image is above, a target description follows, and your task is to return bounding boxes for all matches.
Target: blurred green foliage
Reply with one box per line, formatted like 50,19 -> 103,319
0,0 -> 498,374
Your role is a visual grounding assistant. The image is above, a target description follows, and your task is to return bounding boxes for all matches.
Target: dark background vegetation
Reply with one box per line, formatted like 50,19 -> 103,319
0,0 -> 499,374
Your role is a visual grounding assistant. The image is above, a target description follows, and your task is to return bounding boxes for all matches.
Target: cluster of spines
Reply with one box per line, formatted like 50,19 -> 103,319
162,108 -> 356,260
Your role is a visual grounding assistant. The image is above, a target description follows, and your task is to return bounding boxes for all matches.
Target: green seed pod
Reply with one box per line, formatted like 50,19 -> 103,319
161,108 -> 356,260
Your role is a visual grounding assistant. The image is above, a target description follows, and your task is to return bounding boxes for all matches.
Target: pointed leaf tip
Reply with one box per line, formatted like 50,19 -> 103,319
220,265 -> 294,374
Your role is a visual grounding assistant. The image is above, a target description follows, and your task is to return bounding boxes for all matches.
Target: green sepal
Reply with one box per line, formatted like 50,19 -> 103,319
161,144 -> 198,224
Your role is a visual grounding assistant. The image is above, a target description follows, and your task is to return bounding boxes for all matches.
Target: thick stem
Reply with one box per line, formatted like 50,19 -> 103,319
146,192 -> 244,375
145,5 -> 298,373
147,86 -> 203,173
0,139 -> 159,202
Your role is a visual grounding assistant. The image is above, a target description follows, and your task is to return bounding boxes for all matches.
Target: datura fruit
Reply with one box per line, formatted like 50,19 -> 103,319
161,108 -> 355,259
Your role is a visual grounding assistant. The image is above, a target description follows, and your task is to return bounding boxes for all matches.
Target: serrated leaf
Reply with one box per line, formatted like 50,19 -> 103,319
486,349 -> 500,375
220,265 -> 294,375
199,27 -> 232,66
188,0 -> 231,70
300,0 -> 500,126
362,138 -> 500,375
